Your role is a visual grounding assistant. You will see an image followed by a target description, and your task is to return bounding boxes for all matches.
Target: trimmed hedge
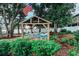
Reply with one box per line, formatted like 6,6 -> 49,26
0,39 -> 61,56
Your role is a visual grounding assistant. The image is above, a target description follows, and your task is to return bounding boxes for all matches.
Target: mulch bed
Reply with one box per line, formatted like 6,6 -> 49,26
54,34 -> 75,56
1,34 -> 21,39
54,42 -> 74,56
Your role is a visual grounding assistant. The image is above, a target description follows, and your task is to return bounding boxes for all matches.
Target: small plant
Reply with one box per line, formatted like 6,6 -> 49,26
60,38 -> 68,43
75,34 -> 79,41
50,34 -> 58,40
64,39 -> 78,46
68,48 -> 78,56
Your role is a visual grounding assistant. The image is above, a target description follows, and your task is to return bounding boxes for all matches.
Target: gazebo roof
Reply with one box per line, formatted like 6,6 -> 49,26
20,16 -> 52,24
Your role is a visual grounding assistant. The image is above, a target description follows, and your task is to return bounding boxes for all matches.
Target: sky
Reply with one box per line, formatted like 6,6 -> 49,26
26,3 -> 79,19
25,11 -> 34,19
72,3 -> 79,15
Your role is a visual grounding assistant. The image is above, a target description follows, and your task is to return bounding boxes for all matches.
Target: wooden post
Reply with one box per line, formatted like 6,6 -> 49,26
43,24 -> 47,31
38,17 -> 39,23
47,24 -> 50,40
30,18 -> 32,23
21,23 -> 24,38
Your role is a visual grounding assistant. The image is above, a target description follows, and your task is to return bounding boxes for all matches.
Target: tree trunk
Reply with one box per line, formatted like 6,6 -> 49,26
54,22 -> 57,34
10,30 -> 14,37
7,29 -> 14,38
0,26 -> 2,38
18,25 -> 20,34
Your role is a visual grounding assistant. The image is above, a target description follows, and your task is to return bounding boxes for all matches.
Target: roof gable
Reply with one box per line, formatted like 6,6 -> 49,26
21,16 -> 52,24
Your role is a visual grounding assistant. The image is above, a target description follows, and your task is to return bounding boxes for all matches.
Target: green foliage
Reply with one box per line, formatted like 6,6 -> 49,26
32,3 -> 75,33
31,40 -> 61,56
75,34 -> 79,41
0,38 -> 61,56
59,29 -> 72,34
0,40 -> 10,56
0,4 -> 26,37
60,38 -> 68,43
68,48 -> 78,56
50,34 -> 58,40
10,38 -> 31,56
60,29 -> 67,32
63,38 -> 78,46
73,30 -> 79,34
60,37 -> 78,47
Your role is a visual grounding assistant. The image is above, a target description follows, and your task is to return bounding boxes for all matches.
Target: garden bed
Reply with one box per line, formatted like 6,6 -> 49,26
0,33 -> 21,39
54,43 -> 74,56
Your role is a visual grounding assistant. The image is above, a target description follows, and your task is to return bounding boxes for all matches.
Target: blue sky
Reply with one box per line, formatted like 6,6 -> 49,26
25,11 -> 34,19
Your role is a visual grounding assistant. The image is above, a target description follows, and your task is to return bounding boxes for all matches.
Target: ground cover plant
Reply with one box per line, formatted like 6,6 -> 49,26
50,34 -> 58,40
68,48 -> 78,56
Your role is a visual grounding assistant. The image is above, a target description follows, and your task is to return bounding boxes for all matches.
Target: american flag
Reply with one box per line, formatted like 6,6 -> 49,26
23,4 -> 32,16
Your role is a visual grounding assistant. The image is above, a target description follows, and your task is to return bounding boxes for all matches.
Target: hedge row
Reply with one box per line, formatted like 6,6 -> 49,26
0,39 -> 61,56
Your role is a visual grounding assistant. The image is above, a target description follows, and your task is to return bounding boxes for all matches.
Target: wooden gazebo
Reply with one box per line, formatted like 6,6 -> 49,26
20,16 -> 52,40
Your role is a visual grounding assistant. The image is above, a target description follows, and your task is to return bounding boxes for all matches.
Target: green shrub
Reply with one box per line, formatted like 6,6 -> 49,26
60,38 -> 75,45
75,34 -> 79,41
0,40 -> 10,56
10,38 -> 31,56
59,29 -> 72,35
50,34 -> 58,40
65,39 -> 79,50
67,39 -> 74,45
60,38 -> 68,43
75,43 -> 79,50
31,40 -> 61,56
68,48 -> 78,56
73,30 -> 79,34
60,29 -> 67,32
63,39 -> 78,47
0,38 -> 62,56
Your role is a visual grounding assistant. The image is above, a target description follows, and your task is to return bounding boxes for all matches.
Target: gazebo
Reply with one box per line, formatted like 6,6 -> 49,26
20,16 -> 52,40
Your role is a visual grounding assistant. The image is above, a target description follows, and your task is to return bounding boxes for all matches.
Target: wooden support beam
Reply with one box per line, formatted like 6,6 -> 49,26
47,24 -> 50,40
21,23 -> 24,38
42,24 -> 47,30
32,24 -> 36,28
23,23 -> 49,25
38,17 -> 39,23
30,18 -> 32,23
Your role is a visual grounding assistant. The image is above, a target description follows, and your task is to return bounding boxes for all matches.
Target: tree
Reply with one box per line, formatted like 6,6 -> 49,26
0,3 -> 25,37
32,3 -> 75,33
0,18 -> 2,38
